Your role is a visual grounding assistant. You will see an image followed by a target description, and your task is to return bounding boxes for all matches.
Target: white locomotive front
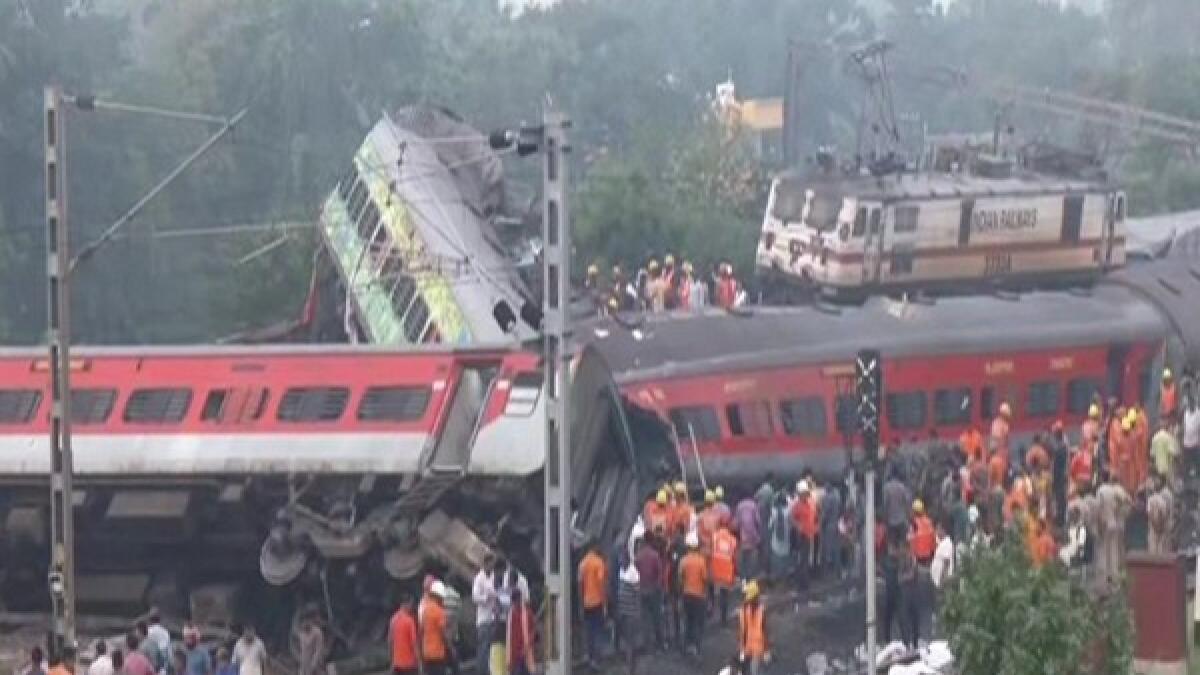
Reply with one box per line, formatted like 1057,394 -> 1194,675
756,170 -> 1126,298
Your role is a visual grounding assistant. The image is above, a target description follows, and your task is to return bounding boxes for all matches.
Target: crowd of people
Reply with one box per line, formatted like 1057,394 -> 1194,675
17,611 -> 274,675
585,255 -> 745,315
389,559 -> 533,675
575,367 -> 1200,672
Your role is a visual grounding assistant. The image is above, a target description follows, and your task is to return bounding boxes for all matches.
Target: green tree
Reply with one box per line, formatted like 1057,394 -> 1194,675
941,533 -> 1133,675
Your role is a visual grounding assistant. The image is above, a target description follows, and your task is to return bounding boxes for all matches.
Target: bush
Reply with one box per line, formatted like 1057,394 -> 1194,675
940,531 -> 1133,675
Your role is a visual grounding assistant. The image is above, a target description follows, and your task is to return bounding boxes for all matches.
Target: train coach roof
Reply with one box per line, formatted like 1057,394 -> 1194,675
775,169 -> 1109,202
1106,259 -> 1200,366
585,287 -> 1165,382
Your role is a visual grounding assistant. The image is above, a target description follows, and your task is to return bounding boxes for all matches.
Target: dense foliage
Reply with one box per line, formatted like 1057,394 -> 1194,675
1,0 -> 1198,343
940,533 -> 1134,675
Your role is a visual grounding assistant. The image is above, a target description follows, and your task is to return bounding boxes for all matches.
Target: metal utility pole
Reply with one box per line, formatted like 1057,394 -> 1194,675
43,85 -> 77,660
856,349 -> 883,674
41,86 -> 246,660
541,110 -> 573,675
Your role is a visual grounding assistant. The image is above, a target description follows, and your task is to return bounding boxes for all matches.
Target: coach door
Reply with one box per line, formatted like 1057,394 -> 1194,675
1104,193 -> 1125,267
861,205 -> 884,285
958,198 -> 974,248
428,361 -> 500,474
1061,195 -> 1084,244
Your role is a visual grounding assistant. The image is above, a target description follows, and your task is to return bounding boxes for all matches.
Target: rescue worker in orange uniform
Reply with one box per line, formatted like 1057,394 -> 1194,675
1081,404 -> 1102,450
578,541 -> 609,669
1131,406 -> 1150,490
644,489 -> 671,535
678,533 -> 708,657
1030,519 -> 1057,568
389,594 -> 421,675
1110,414 -> 1136,495
671,482 -> 694,538
908,500 -> 936,565
1161,368 -> 1179,424
715,263 -> 740,309
419,582 -> 451,675
790,482 -> 818,590
697,489 -> 723,556
988,448 -> 1008,491
990,402 -> 1013,457
737,581 -> 770,675
710,521 -> 738,625
959,426 -> 985,464
1069,442 -> 1094,495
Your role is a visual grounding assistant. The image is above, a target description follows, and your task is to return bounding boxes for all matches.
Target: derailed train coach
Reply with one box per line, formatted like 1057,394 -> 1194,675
0,343 -> 659,626
588,256 -> 1200,486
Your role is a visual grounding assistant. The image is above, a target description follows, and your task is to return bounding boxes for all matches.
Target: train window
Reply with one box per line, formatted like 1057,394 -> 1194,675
0,389 -> 41,424
890,247 -> 914,275
278,387 -> 350,422
852,208 -> 867,237
402,296 -> 431,343
894,206 -> 919,234
358,386 -> 432,422
1026,381 -> 1061,418
337,165 -> 356,201
669,406 -> 721,442
389,274 -> 418,316
201,387 -> 269,424
835,394 -> 858,434
1066,378 -> 1104,415
869,209 -> 882,235
70,389 -> 116,425
886,391 -> 927,430
780,397 -> 827,437
933,388 -> 972,425
346,178 -> 368,223
504,373 -> 543,416
726,401 -> 774,438
358,201 -> 381,242
124,388 -> 192,424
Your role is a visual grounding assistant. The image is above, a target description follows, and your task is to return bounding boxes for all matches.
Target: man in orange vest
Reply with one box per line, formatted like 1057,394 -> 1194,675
710,522 -> 738,625
671,482 -> 694,538
419,582 -> 451,675
738,581 -> 770,674
988,448 -> 1008,491
1161,368 -> 1179,424
577,541 -> 609,669
390,594 -> 421,675
908,500 -> 936,565
1110,414 -> 1136,495
790,482 -> 818,591
1082,403 -> 1102,449
678,533 -> 708,657
990,402 -> 1013,457
1131,406 -> 1150,490
1069,442 -> 1094,495
1030,518 -> 1057,568
644,489 -> 671,535
697,489 -> 723,556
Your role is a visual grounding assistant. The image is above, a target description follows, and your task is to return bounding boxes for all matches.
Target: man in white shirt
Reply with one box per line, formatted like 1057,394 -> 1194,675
147,610 -> 171,675
86,641 -> 114,675
930,522 -> 955,590
1183,396 -> 1200,478
232,624 -> 267,675
472,554 -> 498,675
